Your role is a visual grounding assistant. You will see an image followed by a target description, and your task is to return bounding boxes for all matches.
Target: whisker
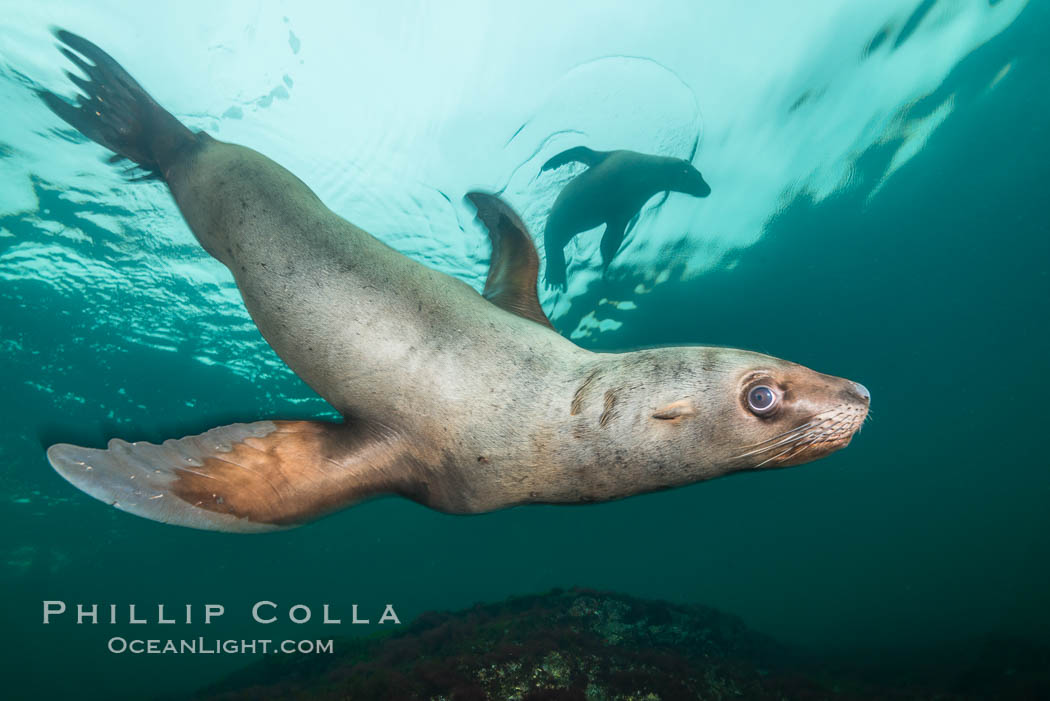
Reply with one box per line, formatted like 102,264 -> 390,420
759,418 -> 824,443
756,438 -> 810,467
730,424 -> 813,460
752,411 -> 859,467
739,411 -> 848,458
758,430 -> 830,467
729,412 -> 844,460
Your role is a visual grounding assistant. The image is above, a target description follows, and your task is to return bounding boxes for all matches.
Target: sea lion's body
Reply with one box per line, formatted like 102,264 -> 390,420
542,147 -> 711,287
169,139 -> 580,513
40,31 -> 868,533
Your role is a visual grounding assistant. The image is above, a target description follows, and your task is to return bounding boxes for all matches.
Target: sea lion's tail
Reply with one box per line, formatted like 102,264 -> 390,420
38,29 -> 199,180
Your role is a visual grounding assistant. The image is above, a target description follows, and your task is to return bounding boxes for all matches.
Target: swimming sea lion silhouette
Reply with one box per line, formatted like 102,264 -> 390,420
541,146 -> 711,288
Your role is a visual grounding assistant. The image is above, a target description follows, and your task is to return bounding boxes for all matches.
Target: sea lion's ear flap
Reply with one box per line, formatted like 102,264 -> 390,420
466,192 -> 553,329
46,420 -> 413,532
652,400 -> 697,420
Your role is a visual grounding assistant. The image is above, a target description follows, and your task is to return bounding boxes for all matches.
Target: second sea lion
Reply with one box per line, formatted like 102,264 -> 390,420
541,146 -> 711,288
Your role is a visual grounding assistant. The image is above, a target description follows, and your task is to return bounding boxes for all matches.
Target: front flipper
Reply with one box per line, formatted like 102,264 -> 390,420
625,211 -> 641,239
600,219 -> 629,273
47,420 -> 416,532
467,192 -> 553,328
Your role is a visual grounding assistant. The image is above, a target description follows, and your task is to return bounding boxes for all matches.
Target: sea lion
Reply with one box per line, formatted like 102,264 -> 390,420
541,146 -> 711,288
40,31 -> 869,533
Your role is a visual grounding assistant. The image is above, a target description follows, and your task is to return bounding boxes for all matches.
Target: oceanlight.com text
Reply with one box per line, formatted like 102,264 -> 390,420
107,637 -> 335,655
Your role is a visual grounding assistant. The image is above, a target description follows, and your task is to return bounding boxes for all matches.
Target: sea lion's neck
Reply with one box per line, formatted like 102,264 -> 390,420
516,348 -> 713,506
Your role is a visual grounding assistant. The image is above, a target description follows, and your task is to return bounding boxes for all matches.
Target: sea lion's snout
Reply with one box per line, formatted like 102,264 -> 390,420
714,353 -> 869,472
850,381 -> 870,402
680,162 -> 711,197
691,175 -> 712,198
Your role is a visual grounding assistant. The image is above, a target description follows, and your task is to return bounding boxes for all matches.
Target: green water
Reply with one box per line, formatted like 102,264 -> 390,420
1,2 -> 1047,699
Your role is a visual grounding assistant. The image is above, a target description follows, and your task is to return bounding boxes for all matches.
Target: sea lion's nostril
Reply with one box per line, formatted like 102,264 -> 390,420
851,382 -> 870,402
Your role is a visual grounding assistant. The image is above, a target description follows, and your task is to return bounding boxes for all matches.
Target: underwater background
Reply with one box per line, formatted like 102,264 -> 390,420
1,0 -> 1047,698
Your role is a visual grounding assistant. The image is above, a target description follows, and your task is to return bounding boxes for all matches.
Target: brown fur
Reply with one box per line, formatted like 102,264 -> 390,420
169,421 -> 409,525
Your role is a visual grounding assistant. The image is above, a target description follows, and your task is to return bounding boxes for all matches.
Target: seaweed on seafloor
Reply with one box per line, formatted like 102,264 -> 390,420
191,588 -> 1049,701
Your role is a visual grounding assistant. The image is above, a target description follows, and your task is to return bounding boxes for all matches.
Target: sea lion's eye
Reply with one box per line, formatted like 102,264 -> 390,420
747,385 -> 778,415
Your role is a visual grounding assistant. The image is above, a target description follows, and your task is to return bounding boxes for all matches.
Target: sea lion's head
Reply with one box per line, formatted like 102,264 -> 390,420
664,158 -> 712,198
644,347 -> 869,475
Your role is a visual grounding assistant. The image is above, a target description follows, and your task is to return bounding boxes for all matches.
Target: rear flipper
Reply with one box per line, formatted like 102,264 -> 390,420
540,145 -> 607,172
47,420 -> 414,532
38,29 -> 199,180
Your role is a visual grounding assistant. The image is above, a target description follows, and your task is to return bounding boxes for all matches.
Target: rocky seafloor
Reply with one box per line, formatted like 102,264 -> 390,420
193,588 -> 1050,700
